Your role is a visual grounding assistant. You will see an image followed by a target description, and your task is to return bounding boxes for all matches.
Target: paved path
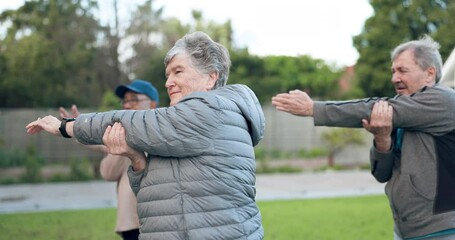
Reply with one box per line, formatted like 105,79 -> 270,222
0,170 -> 385,214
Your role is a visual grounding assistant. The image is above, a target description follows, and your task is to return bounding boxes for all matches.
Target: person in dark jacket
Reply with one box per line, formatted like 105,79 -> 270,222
272,35 -> 455,239
26,31 -> 265,240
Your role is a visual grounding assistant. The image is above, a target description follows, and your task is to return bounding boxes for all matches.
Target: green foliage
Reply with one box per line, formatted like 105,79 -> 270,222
0,144 -> 46,168
434,2 -> 455,59
20,154 -> 42,183
98,90 -> 121,112
140,52 -> 168,106
69,157 -> 95,181
230,53 -> 344,103
322,128 -> 365,154
0,0 -> 121,108
0,0 -> 350,108
47,173 -> 72,183
353,0 -> 455,97
256,164 -> 302,174
0,178 -> 17,185
314,164 -> 349,172
2,0 -> 455,108
0,148 -> 28,168
0,195 -> 392,240
255,147 -> 328,174
339,83 -> 366,100
20,145 -> 46,183
190,10 -> 234,50
254,146 -> 267,160
322,128 -> 365,166
1,161 -> 98,185
255,147 -> 327,161
297,148 -> 328,158
123,0 -> 167,83
0,145 -> 97,184
229,52 -> 275,103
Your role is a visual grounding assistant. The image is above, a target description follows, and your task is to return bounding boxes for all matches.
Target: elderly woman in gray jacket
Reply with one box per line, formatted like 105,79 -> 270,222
26,31 -> 265,240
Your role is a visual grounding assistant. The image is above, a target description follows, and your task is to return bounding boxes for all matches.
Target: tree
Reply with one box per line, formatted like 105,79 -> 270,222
229,53 -> 343,103
434,2 -> 455,59
122,0 -> 165,78
190,10 -> 234,50
0,0 -> 119,108
322,128 -> 365,167
94,0 -> 126,91
0,0 -> 352,108
353,0 -> 455,98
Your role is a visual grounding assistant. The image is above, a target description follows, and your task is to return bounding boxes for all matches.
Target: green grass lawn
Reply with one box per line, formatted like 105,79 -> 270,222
0,195 -> 393,240
260,195 -> 393,240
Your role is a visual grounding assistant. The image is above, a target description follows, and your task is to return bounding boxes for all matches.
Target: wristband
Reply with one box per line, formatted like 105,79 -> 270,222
59,118 -> 76,138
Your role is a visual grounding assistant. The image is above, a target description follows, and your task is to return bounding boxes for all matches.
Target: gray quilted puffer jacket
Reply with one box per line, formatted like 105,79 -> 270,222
74,84 -> 265,240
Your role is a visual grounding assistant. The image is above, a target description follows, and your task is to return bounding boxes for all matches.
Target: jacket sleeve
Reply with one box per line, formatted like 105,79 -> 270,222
313,86 -> 455,135
313,97 -> 379,128
369,143 -> 395,183
127,165 -> 143,195
387,86 -> 455,135
73,97 -> 219,157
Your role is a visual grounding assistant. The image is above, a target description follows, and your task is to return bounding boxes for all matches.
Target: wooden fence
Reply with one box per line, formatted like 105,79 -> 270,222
0,106 -> 372,165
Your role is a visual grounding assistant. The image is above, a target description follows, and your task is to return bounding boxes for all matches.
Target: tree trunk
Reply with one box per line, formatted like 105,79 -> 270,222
327,153 -> 335,167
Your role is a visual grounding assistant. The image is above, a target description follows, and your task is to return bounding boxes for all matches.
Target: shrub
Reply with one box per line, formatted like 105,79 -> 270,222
69,157 -> 95,181
19,145 -> 46,183
256,165 -> 302,174
0,148 -> 28,168
298,148 -> 328,158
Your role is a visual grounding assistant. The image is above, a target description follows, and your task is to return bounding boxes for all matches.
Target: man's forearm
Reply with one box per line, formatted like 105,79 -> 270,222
129,154 -> 147,172
374,136 -> 392,153
131,160 -> 146,172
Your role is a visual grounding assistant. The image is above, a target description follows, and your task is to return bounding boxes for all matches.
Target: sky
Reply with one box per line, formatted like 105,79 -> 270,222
0,0 -> 374,67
